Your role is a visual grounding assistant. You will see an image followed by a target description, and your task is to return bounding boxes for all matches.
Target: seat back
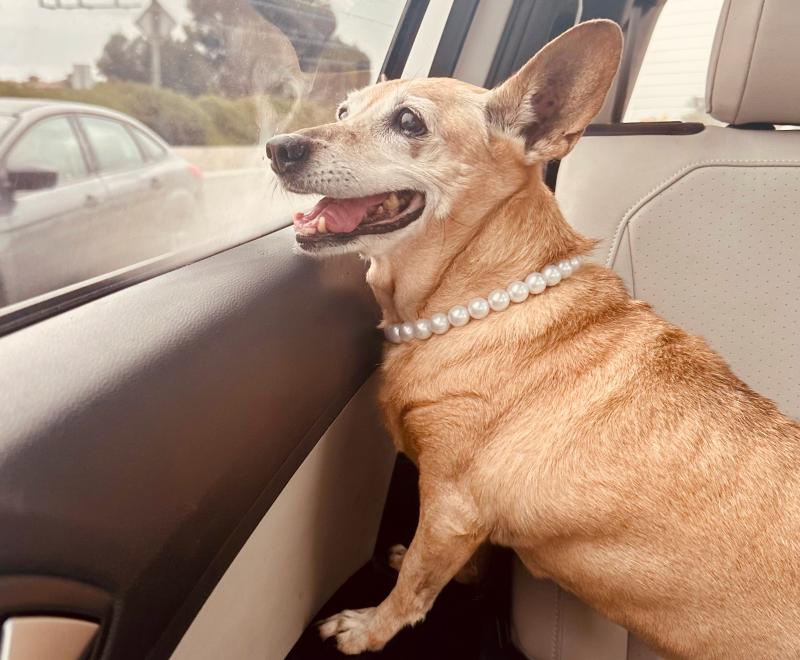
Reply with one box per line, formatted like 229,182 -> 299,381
557,125 -> 800,420
512,1 -> 800,657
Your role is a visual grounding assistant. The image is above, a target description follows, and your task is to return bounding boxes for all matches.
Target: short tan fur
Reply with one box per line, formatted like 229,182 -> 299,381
274,20 -> 800,658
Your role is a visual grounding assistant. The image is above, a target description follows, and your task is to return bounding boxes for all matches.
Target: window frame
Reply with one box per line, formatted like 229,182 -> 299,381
428,0 -> 481,77
129,125 -> 169,164
0,1 -> 441,337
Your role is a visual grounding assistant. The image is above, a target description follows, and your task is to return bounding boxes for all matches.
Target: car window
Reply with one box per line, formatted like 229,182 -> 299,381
134,127 -> 168,161
625,0 -> 726,123
0,0 -> 409,318
6,116 -> 88,185
80,116 -> 145,172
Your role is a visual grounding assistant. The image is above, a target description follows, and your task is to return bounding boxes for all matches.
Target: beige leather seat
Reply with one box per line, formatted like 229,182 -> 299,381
511,0 -> 800,657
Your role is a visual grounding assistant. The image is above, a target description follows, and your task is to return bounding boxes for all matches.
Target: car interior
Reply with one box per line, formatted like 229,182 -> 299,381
0,0 -> 797,659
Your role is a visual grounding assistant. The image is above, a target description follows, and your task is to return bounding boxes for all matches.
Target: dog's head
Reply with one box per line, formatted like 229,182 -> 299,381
267,20 -> 622,257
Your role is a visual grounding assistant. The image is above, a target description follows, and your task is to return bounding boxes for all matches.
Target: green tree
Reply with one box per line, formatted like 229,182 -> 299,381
97,33 -> 150,84
98,33 -> 215,96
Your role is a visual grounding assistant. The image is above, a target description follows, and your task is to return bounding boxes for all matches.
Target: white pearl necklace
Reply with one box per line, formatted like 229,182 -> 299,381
384,255 -> 583,344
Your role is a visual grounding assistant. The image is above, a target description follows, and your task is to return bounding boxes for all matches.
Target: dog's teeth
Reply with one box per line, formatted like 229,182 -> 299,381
317,215 -> 327,233
384,192 -> 400,211
298,224 -> 317,236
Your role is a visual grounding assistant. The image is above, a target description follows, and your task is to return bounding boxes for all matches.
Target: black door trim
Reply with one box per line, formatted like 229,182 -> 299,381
0,228 -> 382,660
428,0 -> 481,77
380,0 -> 431,80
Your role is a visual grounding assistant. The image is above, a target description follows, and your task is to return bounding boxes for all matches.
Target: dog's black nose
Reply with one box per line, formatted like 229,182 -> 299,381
266,134 -> 311,174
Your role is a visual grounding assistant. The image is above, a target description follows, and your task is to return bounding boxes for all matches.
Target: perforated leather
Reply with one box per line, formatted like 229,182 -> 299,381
626,165 -> 799,417
557,129 -> 800,420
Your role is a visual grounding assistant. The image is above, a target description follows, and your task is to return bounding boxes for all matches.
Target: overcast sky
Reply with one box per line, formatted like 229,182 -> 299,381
0,0 -> 405,83
1,0 -> 728,121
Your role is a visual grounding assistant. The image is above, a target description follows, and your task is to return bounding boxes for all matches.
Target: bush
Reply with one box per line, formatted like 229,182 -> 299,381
0,80 -> 258,146
196,95 -> 259,145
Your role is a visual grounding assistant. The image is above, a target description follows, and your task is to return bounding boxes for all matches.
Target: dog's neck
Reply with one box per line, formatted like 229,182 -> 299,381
366,173 -> 594,326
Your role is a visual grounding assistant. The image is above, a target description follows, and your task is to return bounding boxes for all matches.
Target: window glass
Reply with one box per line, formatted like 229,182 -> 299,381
0,1 -> 407,313
6,116 -> 88,185
625,0 -> 726,123
80,116 -> 145,172
134,127 -> 168,161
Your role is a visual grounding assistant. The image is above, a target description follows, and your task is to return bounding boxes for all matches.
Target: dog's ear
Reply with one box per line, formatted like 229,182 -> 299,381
485,19 -> 622,161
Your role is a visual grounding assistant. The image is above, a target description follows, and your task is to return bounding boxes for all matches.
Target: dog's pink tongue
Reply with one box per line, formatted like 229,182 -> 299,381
296,193 -> 388,233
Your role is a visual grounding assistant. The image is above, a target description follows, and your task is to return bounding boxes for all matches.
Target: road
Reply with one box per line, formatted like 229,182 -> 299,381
198,166 -> 311,244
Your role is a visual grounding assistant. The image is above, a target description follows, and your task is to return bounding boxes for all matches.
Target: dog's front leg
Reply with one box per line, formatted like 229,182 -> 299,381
319,484 -> 484,655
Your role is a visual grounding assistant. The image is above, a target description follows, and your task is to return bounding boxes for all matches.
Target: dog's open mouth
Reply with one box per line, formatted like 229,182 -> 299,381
293,190 -> 425,246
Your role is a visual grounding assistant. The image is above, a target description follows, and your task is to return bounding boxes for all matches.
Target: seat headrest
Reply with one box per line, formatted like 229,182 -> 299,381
706,0 -> 800,125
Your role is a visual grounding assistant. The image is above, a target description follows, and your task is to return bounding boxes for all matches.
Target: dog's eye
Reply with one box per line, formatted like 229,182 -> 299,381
396,108 -> 426,137
337,106 -> 349,120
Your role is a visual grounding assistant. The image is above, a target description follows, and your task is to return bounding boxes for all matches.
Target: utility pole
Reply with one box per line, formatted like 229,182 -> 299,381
134,0 -> 176,89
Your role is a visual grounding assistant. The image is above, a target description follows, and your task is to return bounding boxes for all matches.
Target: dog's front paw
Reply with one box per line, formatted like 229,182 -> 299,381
318,607 -> 382,655
387,544 -> 407,571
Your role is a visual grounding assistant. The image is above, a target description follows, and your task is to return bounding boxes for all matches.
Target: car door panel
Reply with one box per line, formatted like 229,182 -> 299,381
78,115 -> 162,268
0,227 -> 386,659
170,374 -> 395,660
0,114 -> 107,304
1,177 -> 107,303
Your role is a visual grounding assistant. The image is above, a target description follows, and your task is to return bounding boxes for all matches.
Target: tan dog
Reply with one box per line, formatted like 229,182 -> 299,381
266,20 -> 800,659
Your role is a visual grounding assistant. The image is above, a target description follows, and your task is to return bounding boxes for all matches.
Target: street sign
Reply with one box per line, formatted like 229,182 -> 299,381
135,0 -> 176,41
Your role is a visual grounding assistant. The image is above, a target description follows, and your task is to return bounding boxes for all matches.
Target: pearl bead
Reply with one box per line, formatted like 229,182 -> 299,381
413,318 -> 433,340
525,272 -> 546,294
383,255 -> 581,343
507,280 -> 529,303
557,259 -> 573,278
542,264 -> 562,286
430,313 -> 450,335
448,305 -> 470,327
384,324 -> 402,344
468,297 -> 490,319
399,322 -> 415,342
488,289 -> 510,312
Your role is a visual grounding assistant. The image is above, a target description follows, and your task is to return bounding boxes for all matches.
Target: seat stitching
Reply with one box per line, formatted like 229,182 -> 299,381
604,159 -> 800,267
627,226 -> 636,298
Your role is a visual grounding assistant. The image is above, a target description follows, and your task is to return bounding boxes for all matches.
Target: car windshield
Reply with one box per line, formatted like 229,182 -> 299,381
0,115 -> 14,139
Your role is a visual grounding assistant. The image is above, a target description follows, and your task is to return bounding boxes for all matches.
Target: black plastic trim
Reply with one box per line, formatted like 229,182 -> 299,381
485,0 -> 633,89
0,576 -> 112,623
484,0 -> 536,88
428,0 -> 481,77
585,121 -> 706,136
380,0 -> 431,80
484,0 -> 584,88
0,227 -> 273,338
